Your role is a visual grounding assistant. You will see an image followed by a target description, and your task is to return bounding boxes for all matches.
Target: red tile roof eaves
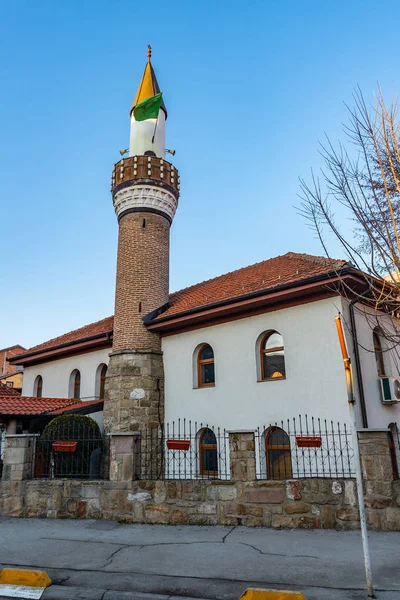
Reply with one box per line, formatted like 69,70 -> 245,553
0,396 -> 103,416
16,252 -> 348,357
10,316 -> 114,362
159,252 -> 347,318
0,382 -> 21,397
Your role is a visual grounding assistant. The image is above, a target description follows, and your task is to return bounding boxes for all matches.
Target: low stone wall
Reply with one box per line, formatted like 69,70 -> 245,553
1,429 -> 400,530
0,477 -> 377,530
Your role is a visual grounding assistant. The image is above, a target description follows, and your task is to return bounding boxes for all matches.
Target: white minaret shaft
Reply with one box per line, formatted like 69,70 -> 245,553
129,45 -> 166,159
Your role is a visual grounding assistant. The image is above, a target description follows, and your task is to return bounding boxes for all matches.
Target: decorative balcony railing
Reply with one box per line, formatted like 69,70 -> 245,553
111,155 -> 180,196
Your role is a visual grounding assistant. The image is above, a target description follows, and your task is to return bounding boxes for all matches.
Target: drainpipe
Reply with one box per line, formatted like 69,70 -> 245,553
349,299 -> 368,428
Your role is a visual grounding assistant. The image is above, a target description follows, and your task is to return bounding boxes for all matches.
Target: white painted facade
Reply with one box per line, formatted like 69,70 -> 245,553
22,348 -> 110,400
21,348 -> 110,429
20,296 -> 400,443
162,297 -> 351,430
162,296 -> 400,432
129,109 -> 166,159
342,299 -> 400,429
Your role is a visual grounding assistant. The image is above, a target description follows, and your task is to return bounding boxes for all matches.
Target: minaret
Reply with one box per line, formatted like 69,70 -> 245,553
104,47 -> 180,435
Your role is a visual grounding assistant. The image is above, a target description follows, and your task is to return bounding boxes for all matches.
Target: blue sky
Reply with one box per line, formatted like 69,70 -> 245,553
1,0 -> 399,349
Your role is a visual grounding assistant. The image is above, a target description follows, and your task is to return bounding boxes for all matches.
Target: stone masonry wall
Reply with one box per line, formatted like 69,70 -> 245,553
1,430 -> 400,531
103,350 -> 164,434
0,477 -> 365,530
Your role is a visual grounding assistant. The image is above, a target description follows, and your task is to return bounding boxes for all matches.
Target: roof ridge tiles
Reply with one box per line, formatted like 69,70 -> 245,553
168,252 -> 296,300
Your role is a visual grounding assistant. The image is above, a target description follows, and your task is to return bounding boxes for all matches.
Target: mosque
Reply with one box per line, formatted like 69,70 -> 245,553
6,48 -> 400,467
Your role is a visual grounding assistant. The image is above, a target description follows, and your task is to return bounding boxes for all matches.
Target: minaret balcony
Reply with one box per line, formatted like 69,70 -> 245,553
111,155 -> 180,198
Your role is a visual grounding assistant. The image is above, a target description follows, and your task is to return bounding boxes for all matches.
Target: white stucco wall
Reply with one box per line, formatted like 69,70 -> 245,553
22,348 -> 110,402
162,297 -> 351,431
342,299 -> 400,428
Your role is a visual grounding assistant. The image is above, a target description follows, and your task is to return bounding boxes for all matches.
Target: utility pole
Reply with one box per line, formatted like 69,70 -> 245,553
335,314 -> 374,598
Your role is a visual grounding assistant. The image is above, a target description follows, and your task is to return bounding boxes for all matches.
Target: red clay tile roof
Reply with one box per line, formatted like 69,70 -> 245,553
0,396 -> 103,416
16,252 -> 348,357
0,382 -> 21,397
15,316 -> 114,359
160,252 -> 348,318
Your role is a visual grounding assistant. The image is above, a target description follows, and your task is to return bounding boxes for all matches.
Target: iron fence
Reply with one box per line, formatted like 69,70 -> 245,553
33,420 -> 109,480
138,420 -> 230,480
256,415 -> 355,479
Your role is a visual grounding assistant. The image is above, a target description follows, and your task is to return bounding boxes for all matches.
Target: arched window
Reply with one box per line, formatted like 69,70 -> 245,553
199,428 -> 218,476
373,330 -> 386,376
33,375 -> 43,398
74,370 -> 81,399
99,364 -> 107,399
265,427 -> 292,479
260,331 -> 285,380
197,344 -> 215,388
69,370 -> 81,399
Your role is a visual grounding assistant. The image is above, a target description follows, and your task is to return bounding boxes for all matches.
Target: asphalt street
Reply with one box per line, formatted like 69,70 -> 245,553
0,518 -> 399,600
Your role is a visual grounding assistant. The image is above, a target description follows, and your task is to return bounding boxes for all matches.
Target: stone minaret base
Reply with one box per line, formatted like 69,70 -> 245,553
103,349 -> 164,434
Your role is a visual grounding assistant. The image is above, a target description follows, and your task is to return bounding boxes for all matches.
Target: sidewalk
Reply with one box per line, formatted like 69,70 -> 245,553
0,518 -> 399,600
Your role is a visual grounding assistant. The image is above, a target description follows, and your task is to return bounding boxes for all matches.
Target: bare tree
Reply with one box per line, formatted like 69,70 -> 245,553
299,86 -> 400,353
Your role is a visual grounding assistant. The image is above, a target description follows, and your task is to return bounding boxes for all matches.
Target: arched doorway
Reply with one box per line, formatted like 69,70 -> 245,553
265,426 -> 292,479
199,428 -> 218,477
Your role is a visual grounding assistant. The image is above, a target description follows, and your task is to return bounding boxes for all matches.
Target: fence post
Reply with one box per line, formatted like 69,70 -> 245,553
108,432 -> 141,481
358,428 -> 398,529
228,430 -> 256,482
2,434 -> 39,481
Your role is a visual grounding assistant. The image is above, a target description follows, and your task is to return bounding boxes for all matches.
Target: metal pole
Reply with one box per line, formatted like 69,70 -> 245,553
335,315 -> 374,598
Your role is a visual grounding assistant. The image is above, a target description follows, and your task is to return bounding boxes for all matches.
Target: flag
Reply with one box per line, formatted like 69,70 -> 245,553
133,92 -> 162,122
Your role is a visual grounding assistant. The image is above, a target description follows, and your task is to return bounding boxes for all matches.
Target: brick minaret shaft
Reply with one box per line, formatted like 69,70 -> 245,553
113,211 -> 170,352
103,48 -> 180,435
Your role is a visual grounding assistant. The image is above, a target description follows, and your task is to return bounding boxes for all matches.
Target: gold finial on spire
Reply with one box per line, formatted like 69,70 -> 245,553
131,45 -> 167,117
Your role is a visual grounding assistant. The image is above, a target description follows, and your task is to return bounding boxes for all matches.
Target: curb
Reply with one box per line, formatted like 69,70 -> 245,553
42,587 -> 216,600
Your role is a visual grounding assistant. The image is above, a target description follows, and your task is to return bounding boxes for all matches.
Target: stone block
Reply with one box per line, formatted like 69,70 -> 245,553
272,515 -> 296,529
262,508 -> 272,526
167,482 -> 178,499
67,499 -> 78,514
78,500 -> 87,519
284,502 -> 310,514
171,509 -> 188,525
336,507 -> 360,521
343,480 -> 356,505
364,496 -> 392,509
244,516 -> 263,527
187,514 -> 208,526
385,507 -> 400,531
206,485 -> 237,501
366,508 -> 384,530
297,516 -> 321,529
145,504 -> 170,524
133,502 -> 145,522
245,505 -> 263,517
122,454 -> 133,481
244,488 -> 284,504
127,491 -> 152,503
154,481 -> 167,503
4,448 -> 25,464
332,481 -> 343,495
286,480 -> 302,501
3,495 -> 23,516
197,503 -> 217,515
320,505 -> 335,528
87,499 -> 101,519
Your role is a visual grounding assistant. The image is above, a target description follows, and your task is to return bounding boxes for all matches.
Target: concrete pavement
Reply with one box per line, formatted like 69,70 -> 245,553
0,518 -> 399,600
